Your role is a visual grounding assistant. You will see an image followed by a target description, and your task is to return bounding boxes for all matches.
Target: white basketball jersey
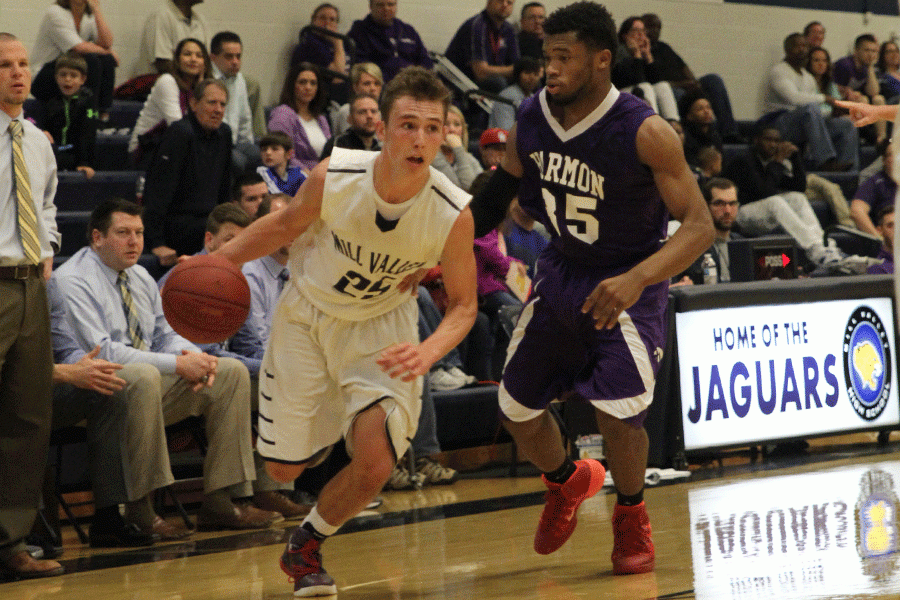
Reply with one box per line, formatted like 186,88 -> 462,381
289,148 -> 470,321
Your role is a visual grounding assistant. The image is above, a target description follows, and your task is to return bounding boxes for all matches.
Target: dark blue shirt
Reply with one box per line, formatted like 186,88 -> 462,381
445,10 -> 519,82
347,15 -> 432,83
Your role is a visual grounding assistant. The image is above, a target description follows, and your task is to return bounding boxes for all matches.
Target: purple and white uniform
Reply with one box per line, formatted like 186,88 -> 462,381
499,87 -> 668,427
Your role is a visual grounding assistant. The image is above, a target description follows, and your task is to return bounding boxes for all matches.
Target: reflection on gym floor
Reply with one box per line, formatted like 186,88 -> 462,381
690,461 -> 900,599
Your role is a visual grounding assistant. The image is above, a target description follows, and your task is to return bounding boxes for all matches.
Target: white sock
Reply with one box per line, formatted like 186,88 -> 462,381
302,506 -> 341,538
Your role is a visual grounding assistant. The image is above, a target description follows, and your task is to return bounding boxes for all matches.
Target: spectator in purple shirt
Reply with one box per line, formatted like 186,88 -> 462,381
851,139 -> 897,237
347,0 -> 432,84
445,0 -> 520,93
833,33 -> 887,143
867,205 -> 894,275
267,62 -> 331,173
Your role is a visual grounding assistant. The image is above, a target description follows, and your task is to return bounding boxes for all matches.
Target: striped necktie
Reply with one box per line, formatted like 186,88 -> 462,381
8,120 -> 41,264
117,271 -> 148,351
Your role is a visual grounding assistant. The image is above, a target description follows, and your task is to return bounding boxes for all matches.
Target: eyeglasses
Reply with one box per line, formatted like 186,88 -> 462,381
709,200 -> 739,208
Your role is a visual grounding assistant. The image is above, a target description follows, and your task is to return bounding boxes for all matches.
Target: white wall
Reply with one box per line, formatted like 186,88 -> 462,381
2,0 -> 898,119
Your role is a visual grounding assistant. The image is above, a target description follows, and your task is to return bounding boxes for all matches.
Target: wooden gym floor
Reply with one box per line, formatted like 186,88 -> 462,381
5,433 -> 900,600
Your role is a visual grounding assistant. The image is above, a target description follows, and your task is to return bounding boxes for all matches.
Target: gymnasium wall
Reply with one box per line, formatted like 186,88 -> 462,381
2,0 -> 899,120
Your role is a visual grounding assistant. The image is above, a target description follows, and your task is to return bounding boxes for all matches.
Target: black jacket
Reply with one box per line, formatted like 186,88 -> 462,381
38,88 -> 98,170
722,148 -> 806,206
142,112 -> 233,255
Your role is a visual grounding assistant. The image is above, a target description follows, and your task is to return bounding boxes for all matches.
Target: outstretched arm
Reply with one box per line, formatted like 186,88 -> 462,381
835,101 -> 897,127
216,159 -> 327,266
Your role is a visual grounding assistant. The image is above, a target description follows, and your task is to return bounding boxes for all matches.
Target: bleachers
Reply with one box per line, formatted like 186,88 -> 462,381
95,133 -> 131,171
56,170 -> 142,211
433,385 -> 505,451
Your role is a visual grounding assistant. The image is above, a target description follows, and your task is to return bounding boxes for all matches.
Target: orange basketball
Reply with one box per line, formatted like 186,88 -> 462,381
161,254 -> 250,344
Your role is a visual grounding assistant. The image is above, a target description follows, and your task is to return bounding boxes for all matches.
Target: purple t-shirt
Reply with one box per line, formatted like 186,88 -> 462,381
867,247 -> 894,274
515,88 -> 667,271
855,170 -> 897,222
833,56 -> 868,91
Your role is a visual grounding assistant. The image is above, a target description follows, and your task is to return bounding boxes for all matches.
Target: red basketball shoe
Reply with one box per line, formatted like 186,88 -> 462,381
611,501 -> 655,575
533,459 -> 606,554
280,527 -> 337,597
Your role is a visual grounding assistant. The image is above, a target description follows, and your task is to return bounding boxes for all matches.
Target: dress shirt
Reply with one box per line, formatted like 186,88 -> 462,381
52,247 -> 198,374
0,111 -> 59,265
47,279 -> 87,365
32,5 -> 99,66
231,255 -> 287,363
211,63 -> 254,145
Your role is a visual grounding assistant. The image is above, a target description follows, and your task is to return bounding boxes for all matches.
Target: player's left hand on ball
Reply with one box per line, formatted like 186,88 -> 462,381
377,342 -> 428,381
581,272 -> 643,330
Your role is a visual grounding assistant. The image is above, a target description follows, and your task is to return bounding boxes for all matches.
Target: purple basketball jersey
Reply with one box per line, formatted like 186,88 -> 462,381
515,88 -> 667,271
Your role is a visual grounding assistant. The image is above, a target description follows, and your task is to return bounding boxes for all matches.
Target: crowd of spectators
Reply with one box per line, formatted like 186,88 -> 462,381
6,0 -> 900,578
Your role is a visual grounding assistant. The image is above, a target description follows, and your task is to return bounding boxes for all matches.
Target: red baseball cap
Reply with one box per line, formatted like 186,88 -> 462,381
479,128 -> 508,148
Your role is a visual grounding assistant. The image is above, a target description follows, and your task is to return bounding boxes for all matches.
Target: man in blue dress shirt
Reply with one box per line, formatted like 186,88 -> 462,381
52,198 -> 284,531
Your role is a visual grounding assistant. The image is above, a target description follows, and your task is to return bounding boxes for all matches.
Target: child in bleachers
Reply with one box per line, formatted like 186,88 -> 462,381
696,145 -> 722,183
38,51 -> 98,179
256,132 -> 307,196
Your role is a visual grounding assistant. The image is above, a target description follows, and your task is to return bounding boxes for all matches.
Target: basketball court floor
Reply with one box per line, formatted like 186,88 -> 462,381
5,433 -> 900,600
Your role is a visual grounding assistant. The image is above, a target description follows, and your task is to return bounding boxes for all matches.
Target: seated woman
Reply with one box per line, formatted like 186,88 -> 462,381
291,3 -> 350,104
611,16 -> 678,120
31,0 -> 118,117
806,46 -> 842,117
291,3 -> 347,75
268,62 -> 331,173
431,105 -> 483,190
878,40 -> 900,103
129,38 -> 211,167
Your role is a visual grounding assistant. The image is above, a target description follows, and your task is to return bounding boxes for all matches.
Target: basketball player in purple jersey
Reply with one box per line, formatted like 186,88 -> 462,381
468,2 -> 714,575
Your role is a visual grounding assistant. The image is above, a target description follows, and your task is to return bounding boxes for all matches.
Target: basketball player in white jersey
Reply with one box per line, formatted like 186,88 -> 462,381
215,67 -> 478,596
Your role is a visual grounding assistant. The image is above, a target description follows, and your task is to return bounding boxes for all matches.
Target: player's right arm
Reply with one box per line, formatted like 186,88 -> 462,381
216,158 -> 328,266
468,124 -> 524,238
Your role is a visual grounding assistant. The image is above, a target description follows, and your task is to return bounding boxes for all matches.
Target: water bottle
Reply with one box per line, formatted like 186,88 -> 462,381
135,174 -> 145,204
701,253 -> 718,285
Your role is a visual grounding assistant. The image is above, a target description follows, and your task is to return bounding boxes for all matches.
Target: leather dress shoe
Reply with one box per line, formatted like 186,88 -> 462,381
143,515 -> 193,541
196,502 -> 284,531
253,491 -> 313,520
0,551 -> 64,580
89,514 -> 157,548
